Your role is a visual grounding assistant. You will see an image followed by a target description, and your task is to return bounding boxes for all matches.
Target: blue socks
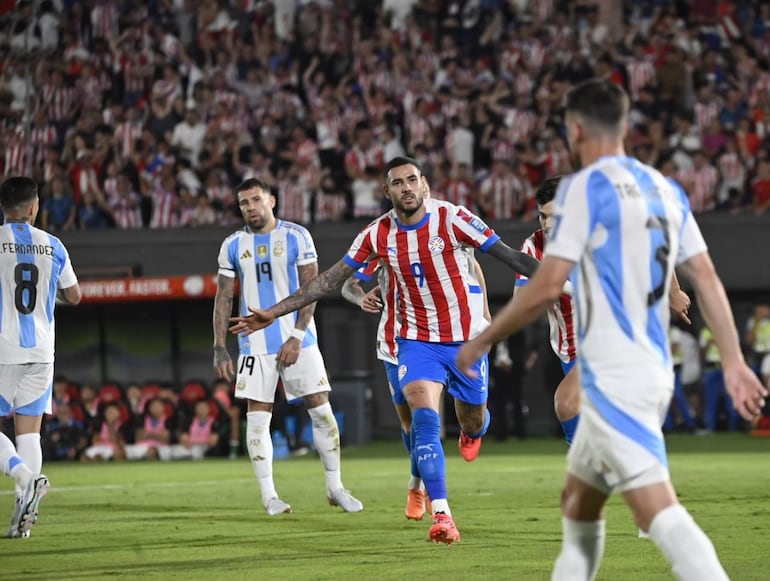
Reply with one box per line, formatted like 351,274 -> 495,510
412,408 -> 446,502
402,429 -> 420,478
560,414 -> 580,446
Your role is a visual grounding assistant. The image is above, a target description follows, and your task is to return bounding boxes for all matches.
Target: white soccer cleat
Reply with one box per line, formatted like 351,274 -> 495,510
327,488 -> 363,513
9,475 -> 50,537
6,497 -> 22,538
264,497 -> 292,516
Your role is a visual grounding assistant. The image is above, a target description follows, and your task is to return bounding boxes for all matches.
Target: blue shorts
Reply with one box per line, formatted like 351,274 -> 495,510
383,361 -> 407,405
396,339 -> 489,406
561,359 -> 576,376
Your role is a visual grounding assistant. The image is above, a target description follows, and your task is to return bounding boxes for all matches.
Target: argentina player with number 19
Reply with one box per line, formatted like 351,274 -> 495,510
229,157 -> 548,544
213,177 -> 362,517
0,176 -> 81,538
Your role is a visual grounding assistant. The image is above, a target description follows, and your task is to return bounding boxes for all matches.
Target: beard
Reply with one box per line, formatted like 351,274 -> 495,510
392,194 -> 424,217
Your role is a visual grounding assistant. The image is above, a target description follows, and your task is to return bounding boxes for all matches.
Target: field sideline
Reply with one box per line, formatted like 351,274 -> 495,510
3,435 -> 768,580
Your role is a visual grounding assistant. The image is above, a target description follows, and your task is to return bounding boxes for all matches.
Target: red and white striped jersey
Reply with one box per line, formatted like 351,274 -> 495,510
625,59 -> 656,101
677,165 -> 719,212
42,85 -> 76,121
111,191 -> 143,229
694,100 -> 720,131
717,151 -> 745,183
516,229 -> 576,363
150,187 -> 178,228
277,178 -> 309,224
3,142 -> 29,177
344,200 -> 499,343
115,121 -> 143,160
479,173 -> 525,219
444,178 -> 474,209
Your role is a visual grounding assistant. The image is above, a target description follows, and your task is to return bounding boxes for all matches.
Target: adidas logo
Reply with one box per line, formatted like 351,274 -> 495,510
240,249 -> 253,260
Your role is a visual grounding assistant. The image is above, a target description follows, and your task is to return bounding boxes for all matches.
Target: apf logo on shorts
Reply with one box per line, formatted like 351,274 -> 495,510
427,236 -> 445,254
398,364 -> 408,381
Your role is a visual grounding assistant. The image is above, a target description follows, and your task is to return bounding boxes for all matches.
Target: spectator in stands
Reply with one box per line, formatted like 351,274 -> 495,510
44,403 -> 88,461
165,400 -> 221,460
124,398 -> 173,461
40,176 -> 76,232
81,402 -> 131,461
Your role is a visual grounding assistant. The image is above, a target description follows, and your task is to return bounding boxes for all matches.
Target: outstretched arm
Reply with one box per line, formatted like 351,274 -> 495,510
229,259 -> 357,335
486,239 -> 541,278
457,255 -> 574,376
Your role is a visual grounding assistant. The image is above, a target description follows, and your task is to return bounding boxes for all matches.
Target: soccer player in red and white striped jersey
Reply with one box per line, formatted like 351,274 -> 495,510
514,177 -> 580,445
230,156 -> 541,545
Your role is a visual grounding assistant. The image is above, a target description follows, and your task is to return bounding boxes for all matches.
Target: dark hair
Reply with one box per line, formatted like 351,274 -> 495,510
384,156 -> 422,177
535,176 -> 563,207
565,79 -> 629,134
0,176 -> 38,210
235,177 -> 272,197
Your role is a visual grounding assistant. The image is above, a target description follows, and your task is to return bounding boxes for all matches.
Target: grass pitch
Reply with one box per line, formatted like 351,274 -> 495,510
2,435 -> 768,580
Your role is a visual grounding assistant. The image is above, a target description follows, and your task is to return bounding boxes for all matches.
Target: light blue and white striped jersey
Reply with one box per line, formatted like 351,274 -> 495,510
546,155 -> 708,392
218,220 -> 319,356
0,222 -> 78,364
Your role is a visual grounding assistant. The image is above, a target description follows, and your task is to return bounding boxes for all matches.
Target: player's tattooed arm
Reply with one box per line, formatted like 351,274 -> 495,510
294,262 -> 319,331
213,274 -> 235,375
267,259 -> 357,318
486,240 -> 541,277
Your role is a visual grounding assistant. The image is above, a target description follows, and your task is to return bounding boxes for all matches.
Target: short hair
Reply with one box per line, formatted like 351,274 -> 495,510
0,176 -> 38,210
565,79 -> 629,136
384,156 -> 422,178
535,176 -> 563,207
235,177 -> 272,197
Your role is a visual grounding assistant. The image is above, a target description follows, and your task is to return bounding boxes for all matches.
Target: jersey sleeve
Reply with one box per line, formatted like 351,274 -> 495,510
671,184 -> 708,265
217,236 -> 238,279
354,256 -> 380,282
515,237 -> 538,287
344,220 -> 378,268
293,225 -> 319,267
54,239 -> 78,289
544,171 -> 597,264
451,205 -> 500,252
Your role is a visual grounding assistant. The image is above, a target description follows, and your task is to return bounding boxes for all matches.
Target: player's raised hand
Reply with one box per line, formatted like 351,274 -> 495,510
213,346 -> 234,380
360,285 -> 383,314
723,363 -> 768,421
670,289 -> 692,325
229,307 -> 275,336
456,338 -> 492,378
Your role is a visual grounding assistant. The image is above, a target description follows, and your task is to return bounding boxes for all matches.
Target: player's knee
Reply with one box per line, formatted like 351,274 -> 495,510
303,392 -> 329,408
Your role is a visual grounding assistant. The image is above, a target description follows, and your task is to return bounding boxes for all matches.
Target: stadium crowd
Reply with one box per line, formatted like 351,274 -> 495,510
2,0 -> 770,231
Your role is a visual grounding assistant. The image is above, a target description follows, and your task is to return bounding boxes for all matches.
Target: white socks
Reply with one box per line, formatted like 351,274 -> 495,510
0,431 -> 32,490
649,504 -> 729,581
552,517 -> 606,581
307,403 -> 342,493
246,411 -> 278,505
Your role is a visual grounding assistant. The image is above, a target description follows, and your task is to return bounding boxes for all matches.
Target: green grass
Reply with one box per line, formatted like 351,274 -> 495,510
3,435 -> 769,580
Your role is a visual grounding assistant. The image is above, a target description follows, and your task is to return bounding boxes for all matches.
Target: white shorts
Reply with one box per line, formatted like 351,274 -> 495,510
234,344 -> 331,403
567,387 -> 671,495
0,363 -> 54,416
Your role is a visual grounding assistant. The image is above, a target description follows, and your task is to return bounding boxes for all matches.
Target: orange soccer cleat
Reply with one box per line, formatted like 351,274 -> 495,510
458,431 -> 482,462
405,489 -> 427,520
428,512 -> 460,545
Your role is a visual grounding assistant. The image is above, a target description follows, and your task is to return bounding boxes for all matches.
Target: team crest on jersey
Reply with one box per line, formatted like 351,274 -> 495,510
257,244 -> 269,258
398,364 -> 407,381
236,378 -> 246,391
427,236 -> 445,254
273,240 -> 284,256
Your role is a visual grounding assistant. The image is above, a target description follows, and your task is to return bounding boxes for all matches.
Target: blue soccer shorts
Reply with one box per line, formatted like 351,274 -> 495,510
395,338 -> 488,406
561,359 -> 576,376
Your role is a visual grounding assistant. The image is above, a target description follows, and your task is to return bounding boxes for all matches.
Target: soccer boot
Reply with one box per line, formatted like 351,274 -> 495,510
405,488 -> 427,520
458,431 -> 482,462
429,512 -> 460,545
10,475 -> 50,537
327,488 -> 363,513
264,498 -> 292,515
